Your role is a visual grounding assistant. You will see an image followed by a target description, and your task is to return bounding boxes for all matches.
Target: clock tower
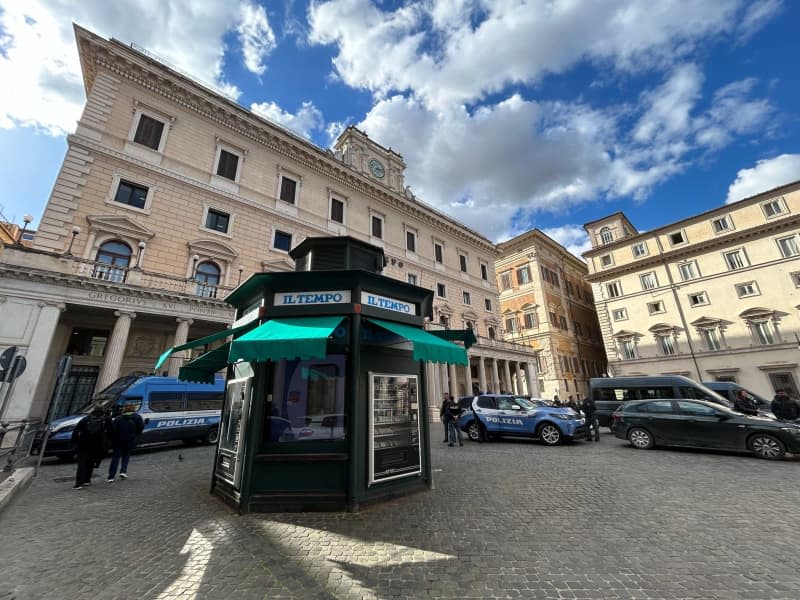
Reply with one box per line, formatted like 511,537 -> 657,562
333,126 -> 406,193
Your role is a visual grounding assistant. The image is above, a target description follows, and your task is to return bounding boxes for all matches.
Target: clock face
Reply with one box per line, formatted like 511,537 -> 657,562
369,158 -> 385,179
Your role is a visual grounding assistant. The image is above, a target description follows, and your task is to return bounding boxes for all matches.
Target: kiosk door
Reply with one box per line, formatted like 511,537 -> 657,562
217,376 -> 252,489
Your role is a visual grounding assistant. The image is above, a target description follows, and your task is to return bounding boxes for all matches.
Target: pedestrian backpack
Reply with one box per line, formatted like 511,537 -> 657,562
86,415 -> 105,437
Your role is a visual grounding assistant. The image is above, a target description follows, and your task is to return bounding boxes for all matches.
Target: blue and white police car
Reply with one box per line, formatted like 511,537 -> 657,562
459,394 -> 587,445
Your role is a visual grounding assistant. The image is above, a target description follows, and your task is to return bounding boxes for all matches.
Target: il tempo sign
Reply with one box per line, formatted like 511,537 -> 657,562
274,290 -> 351,306
361,292 -> 416,315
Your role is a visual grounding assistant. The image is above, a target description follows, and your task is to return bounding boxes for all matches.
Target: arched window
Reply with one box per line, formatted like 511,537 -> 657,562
599,226 -> 613,245
93,240 -> 132,283
195,261 -> 221,298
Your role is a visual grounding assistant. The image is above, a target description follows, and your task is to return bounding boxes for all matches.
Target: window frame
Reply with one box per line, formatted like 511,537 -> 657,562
600,253 -> 614,268
761,196 -> 787,219
272,229 -> 293,253
458,252 -> 468,273
647,300 -> 666,315
723,249 -> 748,271
516,265 -> 532,285
606,281 -> 622,298
735,281 -> 759,298
329,195 -> 346,225
678,261 -> 700,281
212,141 -> 244,184
111,179 -> 149,211
639,272 -> 658,291
436,283 -> 446,298
611,308 -> 628,321
777,234 -> 800,258
277,172 -> 300,206
480,262 -> 489,281
667,229 -> 687,246
499,270 -> 513,291
631,242 -> 648,258
129,109 -> 169,153
462,291 -> 471,305
202,206 -> 232,236
484,298 -> 492,312
405,227 -> 417,253
370,211 -> 385,241
523,312 -> 537,329
710,214 -> 733,234
433,240 -> 444,264
687,291 -> 709,307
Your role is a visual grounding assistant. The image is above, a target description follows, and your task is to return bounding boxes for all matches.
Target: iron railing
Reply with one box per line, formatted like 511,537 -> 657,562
0,419 -> 46,476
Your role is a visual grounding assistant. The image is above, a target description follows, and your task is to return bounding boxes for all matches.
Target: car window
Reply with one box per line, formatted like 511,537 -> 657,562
636,387 -> 674,400
513,397 -> 535,408
149,391 -> 183,412
497,398 -> 515,410
633,400 -> 674,414
676,401 -> 718,416
476,397 -> 496,409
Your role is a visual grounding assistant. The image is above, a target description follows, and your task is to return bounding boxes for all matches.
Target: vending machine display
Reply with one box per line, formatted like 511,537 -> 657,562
368,372 -> 420,484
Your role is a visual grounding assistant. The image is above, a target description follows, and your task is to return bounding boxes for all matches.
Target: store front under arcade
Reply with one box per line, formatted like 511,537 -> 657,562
154,237 -> 468,512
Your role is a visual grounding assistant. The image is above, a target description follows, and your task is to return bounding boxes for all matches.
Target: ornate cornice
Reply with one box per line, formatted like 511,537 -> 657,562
74,26 -> 496,254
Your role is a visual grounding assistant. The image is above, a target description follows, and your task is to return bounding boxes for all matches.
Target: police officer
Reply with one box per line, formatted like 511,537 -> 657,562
107,402 -> 144,482
581,395 -> 600,442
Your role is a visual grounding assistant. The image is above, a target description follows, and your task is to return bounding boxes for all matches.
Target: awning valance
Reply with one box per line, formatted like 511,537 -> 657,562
366,318 -> 468,366
154,321 -> 254,372
228,316 -> 345,363
178,343 -> 230,384
428,328 -> 478,350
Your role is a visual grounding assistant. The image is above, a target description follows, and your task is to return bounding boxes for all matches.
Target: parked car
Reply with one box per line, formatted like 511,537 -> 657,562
37,374 -> 224,458
611,398 -> 800,459
702,381 -> 772,413
590,375 -> 732,428
459,394 -> 586,445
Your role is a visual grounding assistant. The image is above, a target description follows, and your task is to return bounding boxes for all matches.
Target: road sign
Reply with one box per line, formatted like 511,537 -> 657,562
0,346 -> 17,378
4,355 -> 27,383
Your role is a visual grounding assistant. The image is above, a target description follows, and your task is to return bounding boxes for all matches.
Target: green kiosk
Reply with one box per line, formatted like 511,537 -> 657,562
157,237 -> 468,512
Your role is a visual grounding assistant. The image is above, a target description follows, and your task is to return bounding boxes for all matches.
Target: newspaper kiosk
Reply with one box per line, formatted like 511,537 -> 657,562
158,237 -> 467,512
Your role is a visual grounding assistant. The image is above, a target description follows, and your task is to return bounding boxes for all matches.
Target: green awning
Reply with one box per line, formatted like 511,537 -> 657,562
428,328 -> 478,349
178,343 -> 231,384
366,318 -> 468,366
154,321 -> 254,372
228,316 -> 345,363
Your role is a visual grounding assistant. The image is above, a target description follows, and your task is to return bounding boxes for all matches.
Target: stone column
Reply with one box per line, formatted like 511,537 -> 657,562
464,358 -> 473,396
526,362 -> 541,398
502,360 -> 512,394
513,362 -> 523,395
448,363 -> 458,397
167,318 -> 194,377
3,301 -> 65,422
478,356 -> 487,393
439,363 -> 449,396
491,359 -> 500,394
96,311 -> 136,390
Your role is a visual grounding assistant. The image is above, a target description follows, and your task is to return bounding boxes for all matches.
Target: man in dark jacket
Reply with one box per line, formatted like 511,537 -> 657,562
72,407 -> 110,489
439,392 -> 451,443
580,396 -> 600,442
771,390 -> 800,421
107,404 -> 145,482
732,390 -> 759,416
445,396 -> 463,447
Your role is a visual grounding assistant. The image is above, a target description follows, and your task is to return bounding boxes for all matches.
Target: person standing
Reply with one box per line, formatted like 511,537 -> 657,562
72,407 -> 110,490
581,395 -> 600,442
439,392 -> 451,443
107,403 -> 144,482
445,396 -> 464,447
771,389 -> 800,421
732,390 -> 759,416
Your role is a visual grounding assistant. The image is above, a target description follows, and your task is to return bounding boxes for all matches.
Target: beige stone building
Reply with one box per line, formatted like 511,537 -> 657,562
0,25 -> 539,423
496,230 -> 606,401
583,181 -> 800,399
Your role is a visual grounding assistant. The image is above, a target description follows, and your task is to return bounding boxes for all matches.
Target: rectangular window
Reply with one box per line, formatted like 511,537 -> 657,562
480,263 -> 488,281
459,254 -> 468,273
640,272 -> 657,290
559,315 -> 568,330
724,250 -> 746,270
205,208 -> 230,233
621,340 -> 636,360
688,292 -> 708,307
406,230 -> 416,252
631,242 -> 647,258
113,180 -> 148,209
330,198 -> 344,223
777,235 -> 800,258
216,149 -> 239,180
606,281 -> 622,298
678,261 -> 699,281
462,291 -> 471,305
149,391 -> 183,412
371,215 -> 383,239
792,272 -> 800,287
753,321 -> 775,345
701,328 -> 721,351
668,230 -> 686,245
516,266 -> 531,285
434,242 -> 443,263
66,328 -> 109,357
735,282 -> 759,298
647,301 -> 666,315
762,197 -> 786,218
499,271 -> 512,290
523,312 -> 536,329
279,176 -> 297,204
600,254 -> 613,267
133,114 -> 165,150
186,392 -> 224,411
612,308 -> 628,321
407,273 -> 417,285
505,317 -> 518,334
484,298 -> 492,311
273,230 -> 292,252
711,215 -> 732,233
436,283 -> 446,298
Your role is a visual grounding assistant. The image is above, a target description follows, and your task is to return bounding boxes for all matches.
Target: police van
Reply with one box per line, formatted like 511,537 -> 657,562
40,375 -> 224,458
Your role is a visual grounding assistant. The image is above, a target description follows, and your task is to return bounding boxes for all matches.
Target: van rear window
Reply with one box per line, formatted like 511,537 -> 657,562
149,392 -> 183,412
186,392 -> 223,411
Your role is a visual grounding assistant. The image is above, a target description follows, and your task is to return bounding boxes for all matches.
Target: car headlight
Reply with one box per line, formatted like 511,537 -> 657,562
780,427 -> 800,436
554,414 -> 571,421
50,425 -> 75,437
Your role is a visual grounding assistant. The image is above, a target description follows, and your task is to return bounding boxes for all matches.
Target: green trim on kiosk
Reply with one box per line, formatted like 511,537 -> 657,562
365,318 -> 469,366
228,315 -> 345,363
154,321 -> 255,372
178,343 -> 231,383
428,328 -> 478,350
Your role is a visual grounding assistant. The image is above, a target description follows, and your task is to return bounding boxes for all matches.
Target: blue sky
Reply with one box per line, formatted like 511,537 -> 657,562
1,0 -> 798,256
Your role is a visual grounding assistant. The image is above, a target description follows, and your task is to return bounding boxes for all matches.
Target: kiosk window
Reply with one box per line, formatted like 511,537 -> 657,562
266,355 -> 347,443
186,392 -> 224,411
149,392 -> 183,412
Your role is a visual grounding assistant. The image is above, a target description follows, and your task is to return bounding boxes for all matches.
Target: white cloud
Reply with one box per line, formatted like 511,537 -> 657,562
250,100 -> 324,139
0,0 -> 248,135
237,1 -> 276,75
540,225 -> 592,259
736,0 -> 784,41
726,154 -> 800,203
633,64 -> 702,144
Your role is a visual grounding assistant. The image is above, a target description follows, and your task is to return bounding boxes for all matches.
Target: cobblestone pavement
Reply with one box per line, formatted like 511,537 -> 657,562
2,432 -> 800,600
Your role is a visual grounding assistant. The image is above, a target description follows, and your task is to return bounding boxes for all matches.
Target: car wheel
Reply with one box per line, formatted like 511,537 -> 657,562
466,421 -> 484,442
538,423 -> 562,446
628,427 -> 654,449
204,427 -> 219,445
749,434 -> 785,460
